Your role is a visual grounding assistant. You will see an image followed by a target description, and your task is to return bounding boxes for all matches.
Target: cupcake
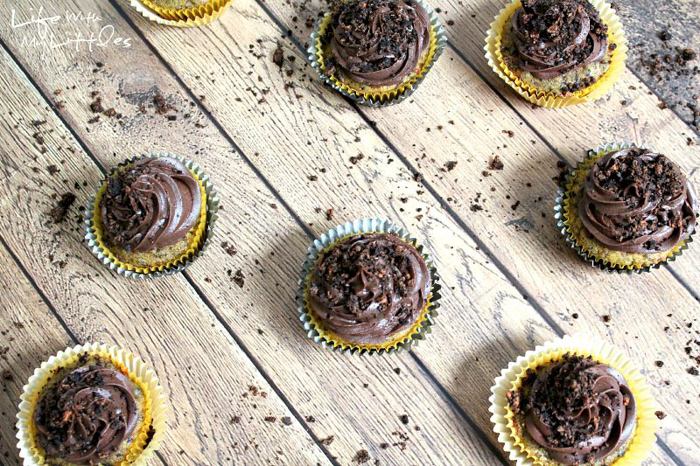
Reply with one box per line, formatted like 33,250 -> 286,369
133,0 -> 233,26
490,335 -> 658,465
85,154 -> 218,278
485,0 -> 627,107
298,218 -> 440,354
309,0 -> 446,106
507,355 -> 635,465
16,343 -> 167,465
558,144 -> 697,272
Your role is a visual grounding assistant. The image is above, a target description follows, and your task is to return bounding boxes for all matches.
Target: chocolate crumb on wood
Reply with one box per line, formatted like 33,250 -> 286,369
272,42 -> 284,68
488,155 -> 504,171
353,449 -> 370,464
221,241 -> 238,257
228,269 -> 245,288
49,192 -> 76,224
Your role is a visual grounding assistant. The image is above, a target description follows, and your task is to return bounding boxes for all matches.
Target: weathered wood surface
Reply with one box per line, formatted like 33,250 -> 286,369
0,0 -> 697,464
0,48 -> 333,465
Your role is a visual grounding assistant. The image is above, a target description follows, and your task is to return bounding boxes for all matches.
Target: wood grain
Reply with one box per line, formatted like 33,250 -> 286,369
0,2 -> 507,465
0,0 -> 696,464
0,241 -> 76,464
251,0 -> 700,462
113,0 -> 689,464
0,46 -> 332,466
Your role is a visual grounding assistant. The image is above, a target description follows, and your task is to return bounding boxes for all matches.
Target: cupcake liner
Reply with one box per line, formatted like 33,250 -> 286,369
84,153 -> 219,279
554,142 -> 694,274
308,0 -> 447,107
16,343 -> 168,466
485,0 -> 627,107
130,0 -> 233,27
489,334 -> 658,465
296,217 -> 441,355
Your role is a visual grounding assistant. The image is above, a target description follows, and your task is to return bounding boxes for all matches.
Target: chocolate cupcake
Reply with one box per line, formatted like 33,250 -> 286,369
298,218 -> 440,354
486,0 -> 627,107
558,143 -> 697,272
508,355 -> 636,465
309,0 -> 446,105
490,335 -> 659,466
501,0 -> 611,95
16,344 -> 167,465
85,154 -> 219,277
34,364 -> 143,464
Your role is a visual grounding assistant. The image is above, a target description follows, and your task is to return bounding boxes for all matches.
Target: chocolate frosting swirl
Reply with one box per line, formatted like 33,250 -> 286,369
579,148 -> 697,253
511,355 -> 636,465
511,0 -> 608,79
34,364 -> 139,465
327,0 -> 431,87
101,157 -> 202,252
308,233 -> 430,344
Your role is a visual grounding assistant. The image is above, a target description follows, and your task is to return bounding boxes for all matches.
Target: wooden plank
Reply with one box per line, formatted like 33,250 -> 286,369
253,1 -> 700,461
424,4 -> 700,452
0,46 -> 332,466
0,243 -> 76,466
425,0 -> 700,296
110,1 -> 686,464
0,2 -> 506,464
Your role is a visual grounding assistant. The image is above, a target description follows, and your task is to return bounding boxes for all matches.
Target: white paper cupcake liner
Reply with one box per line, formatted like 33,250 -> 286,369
16,343 -> 168,466
84,153 -> 219,279
296,217 -> 441,355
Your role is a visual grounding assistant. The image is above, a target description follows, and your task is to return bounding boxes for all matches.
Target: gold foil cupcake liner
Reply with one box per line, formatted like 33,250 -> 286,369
130,0 -> 233,27
554,142 -> 694,274
84,153 -> 220,279
308,0 -> 447,107
489,334 -> 658,465
16,343 -> 168,466
485,0 -> 627,107
296,217 -> 441,355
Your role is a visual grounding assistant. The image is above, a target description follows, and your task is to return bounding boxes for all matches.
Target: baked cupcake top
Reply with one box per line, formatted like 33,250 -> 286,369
33,363 -> 139,465
308,233 -> 430,344
325,0 -> 431,87
101,157 -> 202,253
507,354 -> 636,465
510,0 -> 608,79
578,147 -> 697,253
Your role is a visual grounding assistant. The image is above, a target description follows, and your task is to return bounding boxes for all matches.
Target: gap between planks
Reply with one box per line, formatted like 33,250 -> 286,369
0,4 -> 506,464
103,1 -> 694,464
253,0 -> 700,320
0,19 -> 511,465
0,36 -> 344,466
0,236 -> 172,466
2,1 -> 691,464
